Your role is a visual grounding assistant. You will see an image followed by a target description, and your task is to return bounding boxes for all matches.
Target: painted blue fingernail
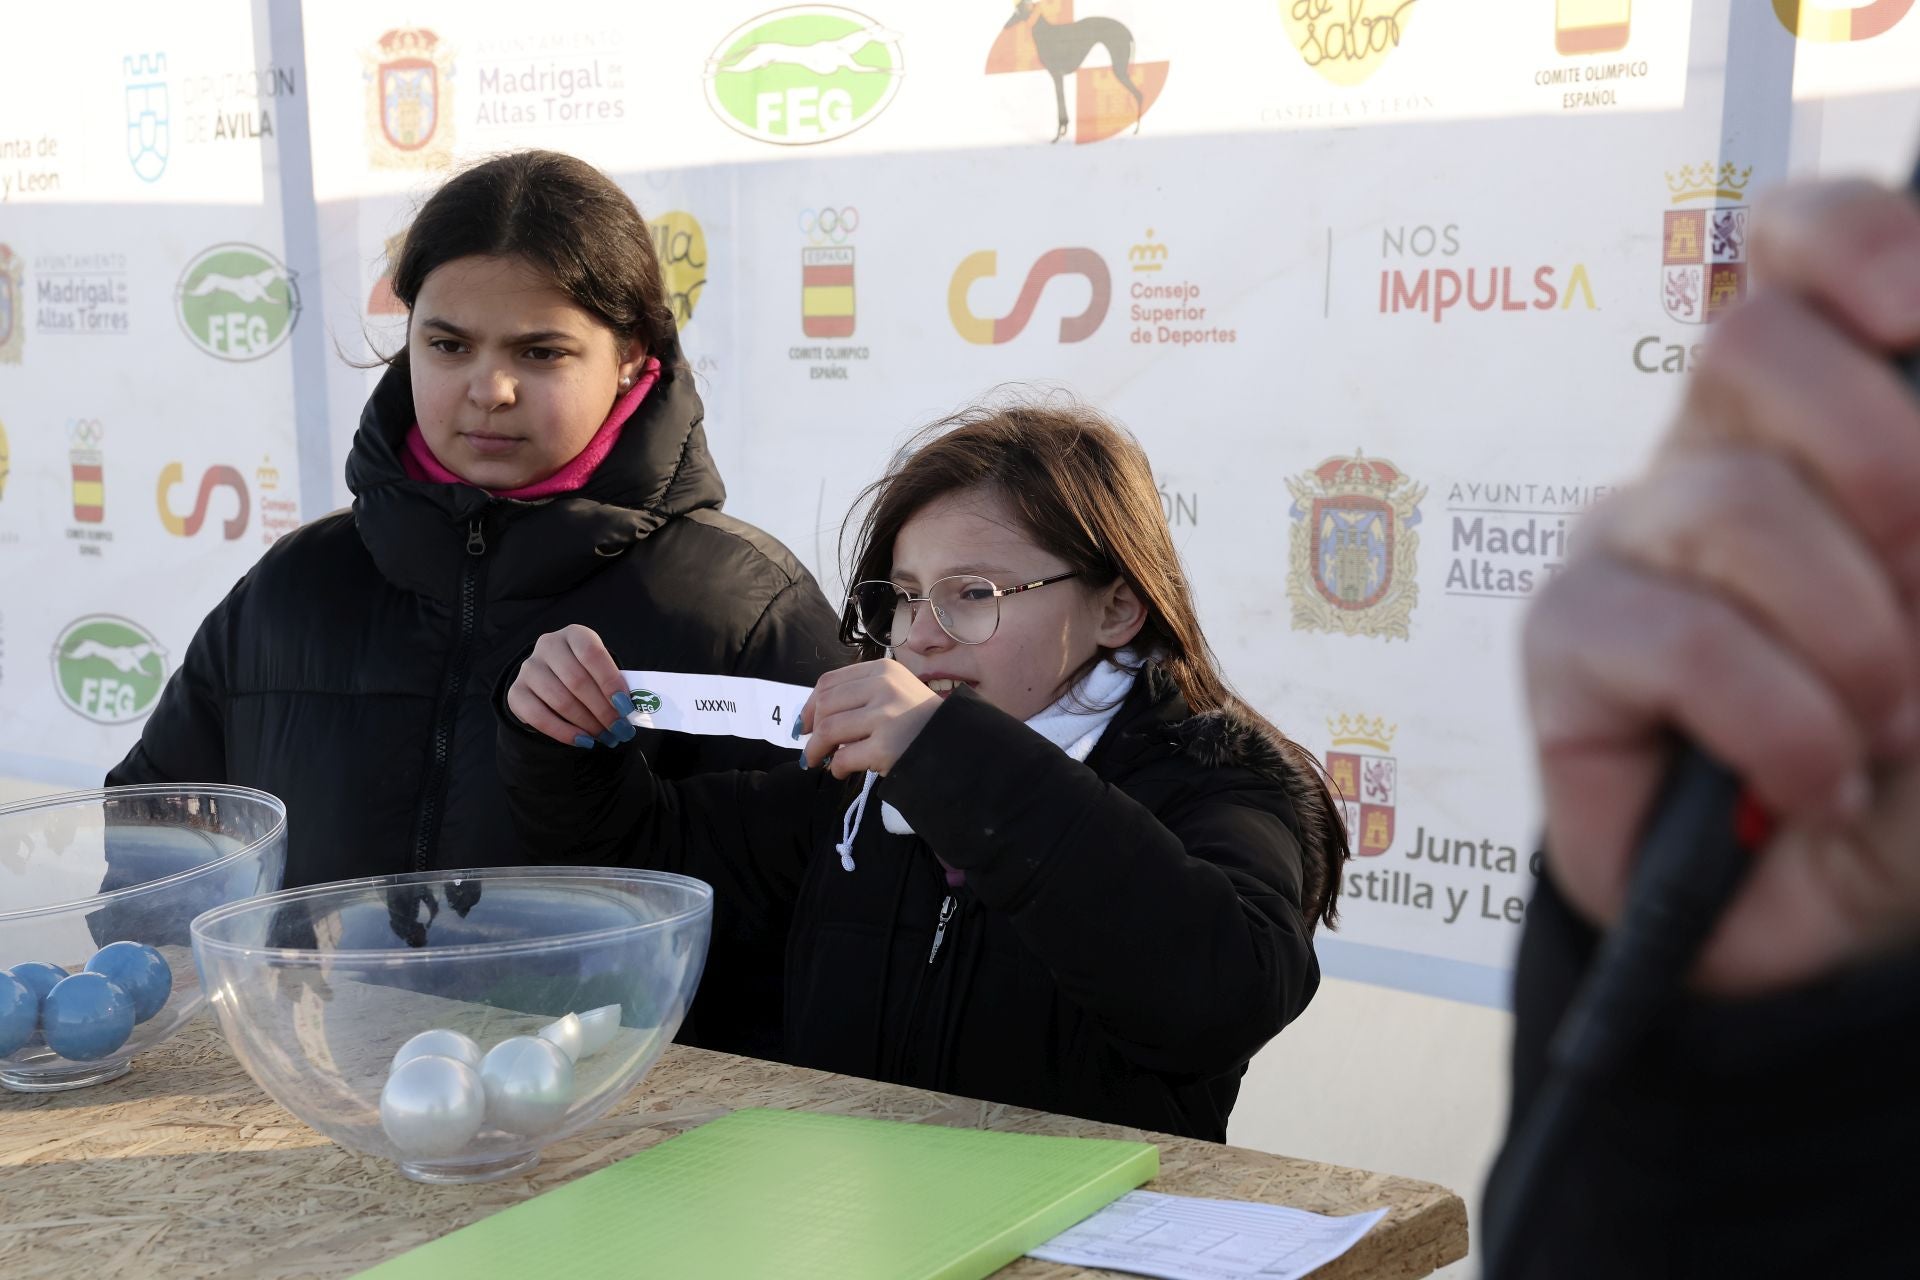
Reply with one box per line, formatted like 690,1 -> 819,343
791,717 -> 804,741
612,718 -> 637,742
798,752 -> 809,770
595,730 -> 619,748
612,691 -> 635,717
572,734 -> 596,750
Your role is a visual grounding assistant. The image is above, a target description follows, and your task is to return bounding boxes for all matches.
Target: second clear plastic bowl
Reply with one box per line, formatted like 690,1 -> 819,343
190,866 -> 712,1183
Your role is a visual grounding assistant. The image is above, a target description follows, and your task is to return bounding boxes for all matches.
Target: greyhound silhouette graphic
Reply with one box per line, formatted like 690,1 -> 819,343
1002,1 -> 1143,143
715,25 -> 900,77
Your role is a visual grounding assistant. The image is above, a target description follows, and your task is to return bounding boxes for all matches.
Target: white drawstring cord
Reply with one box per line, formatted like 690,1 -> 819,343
836,770 -> 877,872
832,645 -> 892,873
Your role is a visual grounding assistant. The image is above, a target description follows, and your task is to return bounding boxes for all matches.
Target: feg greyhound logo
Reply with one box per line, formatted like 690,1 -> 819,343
175,243 -> 300,361
52,615 -> 168,724
705,7 -> 904,145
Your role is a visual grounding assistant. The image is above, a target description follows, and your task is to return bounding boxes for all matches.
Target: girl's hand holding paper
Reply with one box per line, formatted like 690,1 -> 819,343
507,624 -> 637,749
799,660 -> 941,778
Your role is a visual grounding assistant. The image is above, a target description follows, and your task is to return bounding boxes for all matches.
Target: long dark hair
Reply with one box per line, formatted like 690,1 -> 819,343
840,394 -> 1349,926
380,150 -> 681,377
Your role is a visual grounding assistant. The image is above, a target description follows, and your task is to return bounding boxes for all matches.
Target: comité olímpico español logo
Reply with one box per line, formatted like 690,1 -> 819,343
801,206 -> 857,337
704,7 -> 903,145
1287,451 -> 1424,640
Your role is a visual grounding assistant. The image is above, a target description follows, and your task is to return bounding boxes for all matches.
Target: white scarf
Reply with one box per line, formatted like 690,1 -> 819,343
835,652 -> 1141,871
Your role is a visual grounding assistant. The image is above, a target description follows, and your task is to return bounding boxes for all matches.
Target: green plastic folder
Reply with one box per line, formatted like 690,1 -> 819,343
357,1107 -> 1158,1280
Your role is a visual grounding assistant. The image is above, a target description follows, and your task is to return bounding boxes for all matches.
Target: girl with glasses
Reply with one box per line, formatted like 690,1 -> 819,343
498,399 -> 1349,1140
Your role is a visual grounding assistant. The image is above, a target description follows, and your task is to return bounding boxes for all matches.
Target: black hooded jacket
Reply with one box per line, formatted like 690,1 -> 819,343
107,357 -> 845,1051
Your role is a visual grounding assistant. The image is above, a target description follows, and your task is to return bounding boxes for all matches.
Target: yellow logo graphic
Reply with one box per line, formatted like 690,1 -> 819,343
1774,0 -> 1913,41
1129,228 -> 1168,274
1281,0 -> 1419,87
651,211 -> 707,330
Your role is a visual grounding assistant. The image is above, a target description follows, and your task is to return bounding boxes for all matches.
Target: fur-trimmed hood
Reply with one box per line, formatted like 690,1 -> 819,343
1136,666 -> 1351,930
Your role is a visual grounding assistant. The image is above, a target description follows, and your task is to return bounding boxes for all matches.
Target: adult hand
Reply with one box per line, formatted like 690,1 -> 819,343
1525,179 -> 1920,995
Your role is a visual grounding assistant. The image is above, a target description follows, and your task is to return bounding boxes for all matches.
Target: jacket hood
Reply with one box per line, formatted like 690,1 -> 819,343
342,347 -> 727,601
1126,664 -> 1350,930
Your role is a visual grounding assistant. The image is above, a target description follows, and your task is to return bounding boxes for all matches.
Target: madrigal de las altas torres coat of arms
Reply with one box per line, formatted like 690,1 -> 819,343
1287,451 -> 1425,640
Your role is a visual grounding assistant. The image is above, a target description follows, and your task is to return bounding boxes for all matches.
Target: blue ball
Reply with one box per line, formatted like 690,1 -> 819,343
9,961 -> 67,1012
42,973 -> 135,1061
0,973 -> 34,1057
86,941 -> 173,1024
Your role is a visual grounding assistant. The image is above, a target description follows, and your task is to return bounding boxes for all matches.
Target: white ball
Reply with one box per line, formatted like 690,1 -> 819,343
380,1055 -> 485,1158
537,1013 -> 585,1062
575,1004 -> 622,1057
390,1028 -> 482,1076
480,1036 -> 574,1136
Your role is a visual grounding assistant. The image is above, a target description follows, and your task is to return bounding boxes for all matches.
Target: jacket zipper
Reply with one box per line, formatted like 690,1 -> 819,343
888,890 -> 960,1083
409,516 -> 488,873
926,894 -> 956,966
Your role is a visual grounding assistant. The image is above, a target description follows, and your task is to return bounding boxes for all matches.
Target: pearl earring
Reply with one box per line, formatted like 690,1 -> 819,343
620,375 -> 633,389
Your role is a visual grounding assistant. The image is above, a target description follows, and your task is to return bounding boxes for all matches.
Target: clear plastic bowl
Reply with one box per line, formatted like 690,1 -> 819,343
190,866 -> 712,1183
0,785 -> 288,1092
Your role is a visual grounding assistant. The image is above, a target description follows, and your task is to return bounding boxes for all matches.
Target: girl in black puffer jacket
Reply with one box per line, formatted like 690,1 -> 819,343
500,399 -> 1350,1140
108,151 -> 843,1058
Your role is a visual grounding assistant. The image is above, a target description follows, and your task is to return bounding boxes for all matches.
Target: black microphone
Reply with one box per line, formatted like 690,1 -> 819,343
1483,153 -> 1920,1279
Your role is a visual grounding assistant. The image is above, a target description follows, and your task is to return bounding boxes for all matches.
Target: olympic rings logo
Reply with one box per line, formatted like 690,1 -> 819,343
801,206 -> 859,245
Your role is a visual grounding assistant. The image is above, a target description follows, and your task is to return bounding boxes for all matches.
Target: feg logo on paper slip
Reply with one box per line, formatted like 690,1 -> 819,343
620,670 -> 813,749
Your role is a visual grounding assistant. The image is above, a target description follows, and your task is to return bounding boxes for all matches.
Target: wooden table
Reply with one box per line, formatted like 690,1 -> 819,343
0,1021 -> 1468,1278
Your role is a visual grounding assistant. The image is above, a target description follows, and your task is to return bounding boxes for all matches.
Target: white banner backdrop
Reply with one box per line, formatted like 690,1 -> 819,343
4,0 -> 1918,1006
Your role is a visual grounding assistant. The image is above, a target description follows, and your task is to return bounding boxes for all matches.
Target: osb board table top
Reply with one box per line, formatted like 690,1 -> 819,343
0,1020 -> 1468,1279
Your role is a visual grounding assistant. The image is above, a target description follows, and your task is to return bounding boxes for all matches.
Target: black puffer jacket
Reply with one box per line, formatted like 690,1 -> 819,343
107,354 -> 846,1052
499,664 -> 1343,1140
1485,872 -> 1920,1278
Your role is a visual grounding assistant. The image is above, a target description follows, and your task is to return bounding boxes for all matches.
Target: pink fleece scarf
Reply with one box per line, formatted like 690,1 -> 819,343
401,358 -> 661,499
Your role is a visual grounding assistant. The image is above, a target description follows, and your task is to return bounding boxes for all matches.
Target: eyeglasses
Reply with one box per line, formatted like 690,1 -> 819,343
845,571 -> 1079,647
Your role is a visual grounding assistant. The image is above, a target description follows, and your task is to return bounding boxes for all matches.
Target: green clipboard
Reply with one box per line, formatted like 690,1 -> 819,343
357,1107 -> 1159,1280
